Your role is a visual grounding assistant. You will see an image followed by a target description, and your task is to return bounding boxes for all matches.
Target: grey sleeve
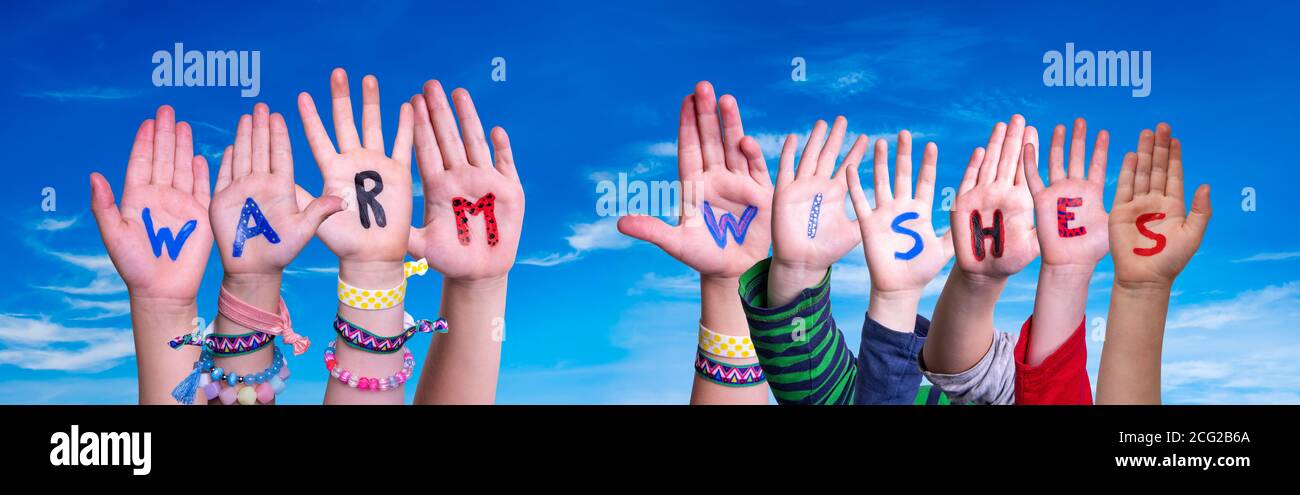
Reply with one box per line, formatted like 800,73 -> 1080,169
919,331 -> 1016,405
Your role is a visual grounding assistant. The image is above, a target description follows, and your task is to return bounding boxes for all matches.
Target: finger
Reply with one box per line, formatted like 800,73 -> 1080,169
940,229 -> 955,262
89,173 -> 124,238
297,92 -> 338,160
776,134 -> 797,187
1134,129 -> 1154,195
1019,125 -> 1038,187
300,194 -> 345,233
835,134 -> 869,183
667,96 -> 702,183
411,95 -> 445,174
796,120 -> 828,180
269,113 -> 294,179
293,184 -> 319,212
1166,137 -> 1184,201
407,226 -> 428,259
816,116 -> 847,178
977,122 -> 1006,185
216,145 -> 233,192
125,120 -> 155,186
1185,184 -> 1212,240
152,105 -> 176,185
1115,152 -> 1136,204
360,75 -> 385,152
491,127 -> 519,181
172,121 -> 194,193
1048,124 -> 1067,184
740,135 -> 770,187
450,88 -> 492,167
996,115 -> 1025,183
693,81 -> 726,173
1024,143 -> 1045,196
251,103 -> 271,174
392,102 -> 413,168
845,148 -> 873,221
329,68 -> 363,152
1150,123 -> 1171,196
1089,130 -> 1110,185
233,113 -> 253,178
915,141 -> 938,209
422,80 -> 469,168
617,215 -> 679,254
193,156 -> 211,208
894,130 -> 913,200
718,94 -> 747,173
873,138 -> 892,206
959,147 -> 984,195
1067,118 -> 1087,179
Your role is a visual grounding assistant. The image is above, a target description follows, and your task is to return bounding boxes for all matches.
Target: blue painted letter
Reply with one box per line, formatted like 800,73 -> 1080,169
232,197 -> 281,257
891,211 -> 923,260
701,201 -> 758,248
142,207 -> 198,261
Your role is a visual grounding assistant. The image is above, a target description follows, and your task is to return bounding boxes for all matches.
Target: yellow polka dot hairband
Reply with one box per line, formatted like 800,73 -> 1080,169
698,322 -> 756,359
337,258 -> 429,310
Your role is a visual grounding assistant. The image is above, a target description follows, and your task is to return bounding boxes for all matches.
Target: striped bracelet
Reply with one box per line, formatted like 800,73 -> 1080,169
694,351 -> 766,387
333,314 -> 448,354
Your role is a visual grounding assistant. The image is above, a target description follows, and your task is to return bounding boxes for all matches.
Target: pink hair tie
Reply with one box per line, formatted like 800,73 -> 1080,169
218,286 -> 309,355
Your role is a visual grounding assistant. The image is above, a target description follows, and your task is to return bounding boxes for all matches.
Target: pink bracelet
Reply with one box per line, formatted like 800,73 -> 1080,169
323,341 -> 414,391
218,286 -> 310,355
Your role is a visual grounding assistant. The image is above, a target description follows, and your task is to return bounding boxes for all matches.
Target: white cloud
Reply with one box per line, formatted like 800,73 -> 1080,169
646,142 -> 676,157
628,272 -> 698,297
65,298 -> 130,321
34,251 -> 126,295
521,218 -> 634,268
0,314 -> 134,371
1167,282 -> 1300,331
36,216 -> 78,231
22,87 -> 139,101
518,251 -> 583,267
1232,251 -> 1300,263
749,130 -> 931,160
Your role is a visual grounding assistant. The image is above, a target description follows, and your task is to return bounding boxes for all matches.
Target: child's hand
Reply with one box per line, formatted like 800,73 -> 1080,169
90,105 -> 213,301
296,68 -> 414,263
847,131 -> 953,296
950,115 -> 1040,281
406,81 -> 524,283
210,103 -> 343,275
1023,118 -> 1110,269
770,117 -> 867,279
1109,124 -> 1210,288
617,82 -> 772,279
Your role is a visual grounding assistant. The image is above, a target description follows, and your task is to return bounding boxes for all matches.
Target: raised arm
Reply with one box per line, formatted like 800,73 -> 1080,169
89,105 -> 213,404
1097,123 -> 1210,404
406,81 -> 524,404
618,82 -> 773,404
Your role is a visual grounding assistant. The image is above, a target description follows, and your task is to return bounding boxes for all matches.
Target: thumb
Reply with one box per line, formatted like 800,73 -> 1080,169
89,172 -> 123,238
940,228 -> 955,263
1185,184 -> 1212,239
300,194 -> 344,233
617,215 -> 678,254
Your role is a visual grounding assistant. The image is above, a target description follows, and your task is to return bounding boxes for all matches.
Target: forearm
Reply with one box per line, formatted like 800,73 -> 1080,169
1026,264 -> 1094,366
129,295 -> 200,404
413,276 -> 507,404
1096,283 -> 1171,404
867,288 -> 922,335
325,260 -> 407,405
691,275 -> 769,404
922,267 -> 1006,374
209,272 -> 282,403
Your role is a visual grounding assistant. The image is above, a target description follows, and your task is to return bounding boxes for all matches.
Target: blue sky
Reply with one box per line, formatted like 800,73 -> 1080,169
1,0 -> 1298,404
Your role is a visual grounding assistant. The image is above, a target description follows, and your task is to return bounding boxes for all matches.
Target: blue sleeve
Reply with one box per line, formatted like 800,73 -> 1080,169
854,314 -> 929,404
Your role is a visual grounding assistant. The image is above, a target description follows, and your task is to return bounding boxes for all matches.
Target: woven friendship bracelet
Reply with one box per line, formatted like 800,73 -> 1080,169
697,323 -> 756,359
337,258 -> 429,310
169,330 -> 275,357
333,314 -> 448,354
324,341 -> 414,392
694,351 -> 766,387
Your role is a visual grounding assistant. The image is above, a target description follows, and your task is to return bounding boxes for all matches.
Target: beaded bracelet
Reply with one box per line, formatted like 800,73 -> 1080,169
337,258 -> 429,310
169,330 -> 275,357
694,351 -> 766,387
323,341 -> 414,392
697,323 -> 756,359
171,346 -> 291,405
333,314 -> 448,354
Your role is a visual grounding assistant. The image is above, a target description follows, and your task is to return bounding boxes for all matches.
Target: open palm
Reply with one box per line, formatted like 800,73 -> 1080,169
211,104 -> 343,274
90,105 -> 213,300
618,82 -> 773,279
407,81 -> 524,281
296,68 -> 413,262
951,115 -> 1040,278
1110,124 -> 1210,286
1024,118 -> 1110,268
848,131 -> 953,293
771,117 -> 864,272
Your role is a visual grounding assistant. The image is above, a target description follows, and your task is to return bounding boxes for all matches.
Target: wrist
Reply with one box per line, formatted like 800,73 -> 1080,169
954,267 -> 1008,290
445,274 -> 508,294
768,258 -> 827,294
339,260 -> 404,289
1113,279 -> 1173,295
221,272 -> 283,312
1039,263 -> 1097,286
129,294 -> 197,317
867,288 -> 921,333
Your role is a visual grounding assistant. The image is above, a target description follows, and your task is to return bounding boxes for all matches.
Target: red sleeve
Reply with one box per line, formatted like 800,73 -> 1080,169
1013,316 -> 1093,405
